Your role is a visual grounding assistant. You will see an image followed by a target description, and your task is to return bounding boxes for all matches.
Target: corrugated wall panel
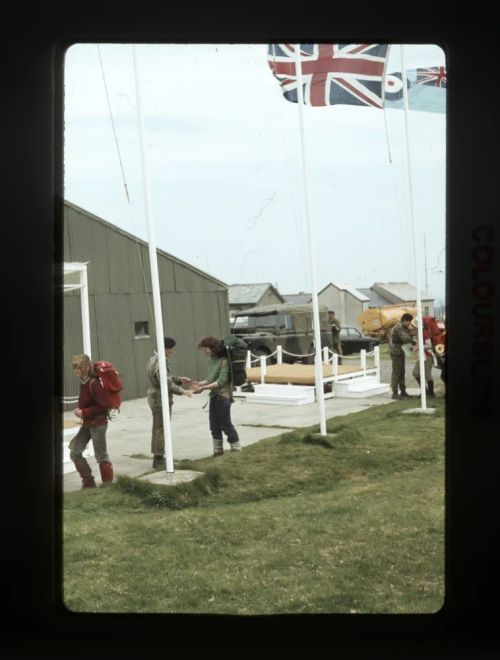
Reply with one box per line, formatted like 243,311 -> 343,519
63,216 -> 72,261
158,253 -> 176,292
92,293 -> 138,400
218,291 -> 231,332
65,208 -> 111,294
63,296 -> 84,399
174,263 -> 201,292
128,292 -> 156,396
174,262 -> 224,292
63,203 -> 229,402
62,292 -> 99,398
161,292 -> 199,380
108,231 -> 152,294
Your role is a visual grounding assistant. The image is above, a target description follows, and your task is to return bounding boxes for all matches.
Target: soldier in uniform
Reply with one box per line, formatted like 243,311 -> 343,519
147,336 -> 192,469
388,313 -> 417,400
328,310 -> 343,365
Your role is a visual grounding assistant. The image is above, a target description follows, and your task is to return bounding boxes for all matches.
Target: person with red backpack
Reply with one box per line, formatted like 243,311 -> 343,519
411,316 -> 446,398
69,354 -> 114,488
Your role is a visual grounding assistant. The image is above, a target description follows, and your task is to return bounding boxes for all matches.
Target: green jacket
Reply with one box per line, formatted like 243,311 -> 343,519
206,356 -> 232,400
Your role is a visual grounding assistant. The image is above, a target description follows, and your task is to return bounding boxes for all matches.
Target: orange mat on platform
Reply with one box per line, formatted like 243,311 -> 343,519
245,363 -> 363,385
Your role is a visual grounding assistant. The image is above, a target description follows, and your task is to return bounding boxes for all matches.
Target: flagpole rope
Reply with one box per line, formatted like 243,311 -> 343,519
97,45 -> 130,204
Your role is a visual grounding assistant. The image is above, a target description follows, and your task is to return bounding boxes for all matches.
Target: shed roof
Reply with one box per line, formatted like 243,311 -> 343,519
372,282 -> 433,303
282,293 -> 312,304
356,288 -> 394,307
318,282 -> 370,302
234,302 -> 329,316
228,283 -> 284,305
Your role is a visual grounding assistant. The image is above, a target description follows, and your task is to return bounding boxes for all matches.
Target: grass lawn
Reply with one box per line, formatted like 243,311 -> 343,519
63,397 -> 445,614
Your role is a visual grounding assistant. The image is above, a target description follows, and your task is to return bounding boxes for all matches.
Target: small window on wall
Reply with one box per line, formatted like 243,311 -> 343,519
134,321 -> 150,338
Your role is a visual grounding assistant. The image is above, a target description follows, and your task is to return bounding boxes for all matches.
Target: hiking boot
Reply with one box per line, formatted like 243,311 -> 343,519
229,441 -> 242,451
391,393 -> 402,400
399,390 -> 412,398
213,438 -> 224,457
73,457 -> 96,489
99,461 -> 114,484
152,455 -> 166,470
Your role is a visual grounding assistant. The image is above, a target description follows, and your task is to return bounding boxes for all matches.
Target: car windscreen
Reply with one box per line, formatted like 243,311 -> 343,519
232,315 -> 250,329
232,314 -> 277,330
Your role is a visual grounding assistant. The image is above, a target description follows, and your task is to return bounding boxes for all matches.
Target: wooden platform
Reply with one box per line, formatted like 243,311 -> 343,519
245,363 -> 363,385
64,419 -> 81,429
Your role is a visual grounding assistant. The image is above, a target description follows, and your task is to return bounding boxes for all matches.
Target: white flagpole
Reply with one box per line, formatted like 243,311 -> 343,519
80,264 -> 92,358
132,46 -> 175,472
400,45 -> 427,411
294,45 -> 327,435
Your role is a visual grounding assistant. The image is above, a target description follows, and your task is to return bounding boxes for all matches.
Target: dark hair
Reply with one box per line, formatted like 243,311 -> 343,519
164,336 -> 176,349
198,336 -> 226,357
401,313 -> 413,322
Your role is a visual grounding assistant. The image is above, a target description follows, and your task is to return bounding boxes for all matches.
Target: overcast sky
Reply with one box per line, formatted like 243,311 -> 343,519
64,43 -> 446,302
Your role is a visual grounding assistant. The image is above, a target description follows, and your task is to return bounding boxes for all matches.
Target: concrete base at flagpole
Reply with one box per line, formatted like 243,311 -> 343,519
400,407 -> 437,415
139,469 -> 204,486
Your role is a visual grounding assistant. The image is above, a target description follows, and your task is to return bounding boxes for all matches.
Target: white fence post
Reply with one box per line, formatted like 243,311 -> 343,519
322,346 -> 328,363
277,345 -> 283,364
260,354 -> 267,384
246,350 -> 251,369
374,345 -> 380,381
360,349 -> 367,376
331,352 -> 338,378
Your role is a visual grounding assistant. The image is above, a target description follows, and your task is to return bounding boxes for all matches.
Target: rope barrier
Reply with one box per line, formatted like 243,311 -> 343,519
247,346 -> 377,362
279,349 -> 316,358
63,397 -> 79,404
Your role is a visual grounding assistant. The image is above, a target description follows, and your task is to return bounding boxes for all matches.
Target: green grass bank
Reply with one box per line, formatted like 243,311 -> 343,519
63,397 -> 445,614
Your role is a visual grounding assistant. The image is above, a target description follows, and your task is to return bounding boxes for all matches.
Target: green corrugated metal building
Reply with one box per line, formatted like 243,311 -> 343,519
63,201 -> 230,402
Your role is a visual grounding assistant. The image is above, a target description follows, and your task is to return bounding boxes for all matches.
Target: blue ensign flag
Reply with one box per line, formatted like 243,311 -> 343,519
384,66 -> 446,114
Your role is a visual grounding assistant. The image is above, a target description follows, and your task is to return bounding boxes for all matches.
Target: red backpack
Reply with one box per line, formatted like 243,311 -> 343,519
422,317 -> 445,349
92,361 -> 123,412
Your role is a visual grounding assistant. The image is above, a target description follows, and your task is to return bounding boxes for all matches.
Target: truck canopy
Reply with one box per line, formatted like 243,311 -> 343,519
233,303 -> 330,316
232,303 -> 331,334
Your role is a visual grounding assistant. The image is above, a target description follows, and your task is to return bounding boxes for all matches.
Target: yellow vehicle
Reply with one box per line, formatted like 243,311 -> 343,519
357,304 -> 418,340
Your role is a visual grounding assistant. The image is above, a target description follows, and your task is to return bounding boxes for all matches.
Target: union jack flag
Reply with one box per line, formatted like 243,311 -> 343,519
267,43 -> 389,108
416,66 -> 447,88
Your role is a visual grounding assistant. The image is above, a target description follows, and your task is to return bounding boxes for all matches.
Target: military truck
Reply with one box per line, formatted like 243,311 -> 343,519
357,304 -> 418,340
230,303 -> 333,364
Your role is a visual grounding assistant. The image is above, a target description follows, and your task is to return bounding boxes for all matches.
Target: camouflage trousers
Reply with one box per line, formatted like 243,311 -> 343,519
390,354 -> 406,392
148,390 -> 172,457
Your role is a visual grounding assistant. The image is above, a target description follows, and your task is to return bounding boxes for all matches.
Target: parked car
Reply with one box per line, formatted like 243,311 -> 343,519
339,326 -> 380,355
231,303 -> 333,363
